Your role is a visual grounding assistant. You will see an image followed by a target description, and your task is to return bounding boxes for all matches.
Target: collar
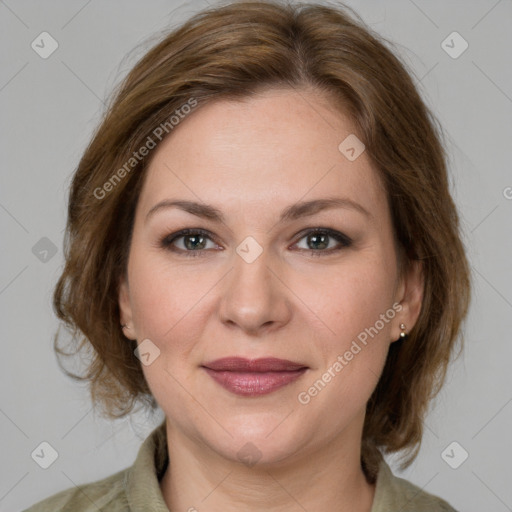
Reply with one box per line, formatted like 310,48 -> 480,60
124,419 -> 170,512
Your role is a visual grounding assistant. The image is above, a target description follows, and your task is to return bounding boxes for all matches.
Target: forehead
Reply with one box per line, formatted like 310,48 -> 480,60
137,88 -> 387,219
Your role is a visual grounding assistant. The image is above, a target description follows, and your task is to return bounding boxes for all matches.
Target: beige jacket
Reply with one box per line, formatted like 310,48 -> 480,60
24,421 -> 458,511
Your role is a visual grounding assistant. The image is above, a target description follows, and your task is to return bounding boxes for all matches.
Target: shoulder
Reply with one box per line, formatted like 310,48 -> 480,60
22,467 -> 130,512
373,459 -> 458,512
22,419 -> 169,512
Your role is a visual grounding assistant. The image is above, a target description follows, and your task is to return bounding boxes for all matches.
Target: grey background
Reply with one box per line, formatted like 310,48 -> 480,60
1,0 -> 511,510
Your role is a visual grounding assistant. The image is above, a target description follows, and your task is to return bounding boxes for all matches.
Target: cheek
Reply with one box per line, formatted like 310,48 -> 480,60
299,256 -> 396,403
317,255 -> 396,341
128,258 -> 207,406
127,250 -> 207,359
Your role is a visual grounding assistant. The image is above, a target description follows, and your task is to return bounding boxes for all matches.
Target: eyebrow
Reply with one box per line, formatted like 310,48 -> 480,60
145,197 -> 373,225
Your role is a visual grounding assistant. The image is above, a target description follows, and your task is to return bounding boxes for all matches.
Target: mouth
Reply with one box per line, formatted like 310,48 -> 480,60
201,357 -> 309,396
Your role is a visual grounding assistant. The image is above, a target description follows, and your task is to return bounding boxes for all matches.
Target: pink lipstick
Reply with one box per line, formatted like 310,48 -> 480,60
202,357 -> 308,396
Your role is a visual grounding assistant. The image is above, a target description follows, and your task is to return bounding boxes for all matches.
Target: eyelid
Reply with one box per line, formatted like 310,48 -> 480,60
160,228 -> 221,253
291,227 -> 352,248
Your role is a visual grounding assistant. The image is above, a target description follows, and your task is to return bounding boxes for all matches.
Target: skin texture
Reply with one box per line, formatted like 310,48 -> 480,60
118,87 -> 424,512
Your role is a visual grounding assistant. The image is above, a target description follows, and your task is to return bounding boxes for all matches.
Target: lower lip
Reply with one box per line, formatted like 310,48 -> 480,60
203,367 -> 307,396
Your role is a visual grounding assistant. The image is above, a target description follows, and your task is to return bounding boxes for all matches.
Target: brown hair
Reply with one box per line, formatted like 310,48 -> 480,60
53,0 -> 471,481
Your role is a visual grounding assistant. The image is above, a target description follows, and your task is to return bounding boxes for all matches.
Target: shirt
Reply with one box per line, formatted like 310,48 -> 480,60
23,420 -> 458,511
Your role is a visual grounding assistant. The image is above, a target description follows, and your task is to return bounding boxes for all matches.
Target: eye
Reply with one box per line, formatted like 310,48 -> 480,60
160,228 -> 220,257
293,228 -> 352,256
160,227 -> 352,258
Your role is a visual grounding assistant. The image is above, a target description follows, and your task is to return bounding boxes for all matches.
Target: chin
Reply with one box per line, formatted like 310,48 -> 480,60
219,437 -> 302,469
205,415 -> 310,468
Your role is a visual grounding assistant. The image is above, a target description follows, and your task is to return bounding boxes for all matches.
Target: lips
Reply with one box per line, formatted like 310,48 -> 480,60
202,357 -> 308,396
203,357 -> 307,372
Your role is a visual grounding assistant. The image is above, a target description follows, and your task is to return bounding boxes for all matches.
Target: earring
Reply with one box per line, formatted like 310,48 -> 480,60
121,324 -> 129,330
400,323 -> 407,339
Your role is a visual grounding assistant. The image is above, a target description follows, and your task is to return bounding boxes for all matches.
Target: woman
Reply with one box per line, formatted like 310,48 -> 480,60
24,0 -> 471,510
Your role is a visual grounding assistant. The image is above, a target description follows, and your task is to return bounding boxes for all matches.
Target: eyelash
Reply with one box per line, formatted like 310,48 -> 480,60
159,228 -> 352,258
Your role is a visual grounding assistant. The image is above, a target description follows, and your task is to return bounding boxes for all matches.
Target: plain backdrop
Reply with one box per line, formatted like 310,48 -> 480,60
1,0 -> 511,511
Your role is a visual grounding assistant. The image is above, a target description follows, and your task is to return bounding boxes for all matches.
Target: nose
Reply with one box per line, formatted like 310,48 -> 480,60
218,248 -> 292,335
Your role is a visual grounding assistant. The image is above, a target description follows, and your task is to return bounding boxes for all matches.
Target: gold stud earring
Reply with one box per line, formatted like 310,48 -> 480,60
400,323 -> 407,338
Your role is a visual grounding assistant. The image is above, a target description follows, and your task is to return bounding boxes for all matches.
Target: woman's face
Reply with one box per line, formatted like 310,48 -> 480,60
119,87 -> 422,467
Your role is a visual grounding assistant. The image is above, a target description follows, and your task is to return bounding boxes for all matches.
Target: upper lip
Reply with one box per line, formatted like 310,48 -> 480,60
202,357 -> 307,372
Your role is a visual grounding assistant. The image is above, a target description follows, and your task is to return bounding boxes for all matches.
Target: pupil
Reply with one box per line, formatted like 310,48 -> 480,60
185,235 -> 205,250
310,233 -> 328,250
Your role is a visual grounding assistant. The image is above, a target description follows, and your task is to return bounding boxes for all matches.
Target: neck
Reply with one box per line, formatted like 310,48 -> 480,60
159,421 -> 376,512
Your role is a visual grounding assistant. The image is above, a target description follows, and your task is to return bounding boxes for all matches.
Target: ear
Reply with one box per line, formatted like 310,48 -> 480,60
118,274 -> 137,340
393,259 -> 424,342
